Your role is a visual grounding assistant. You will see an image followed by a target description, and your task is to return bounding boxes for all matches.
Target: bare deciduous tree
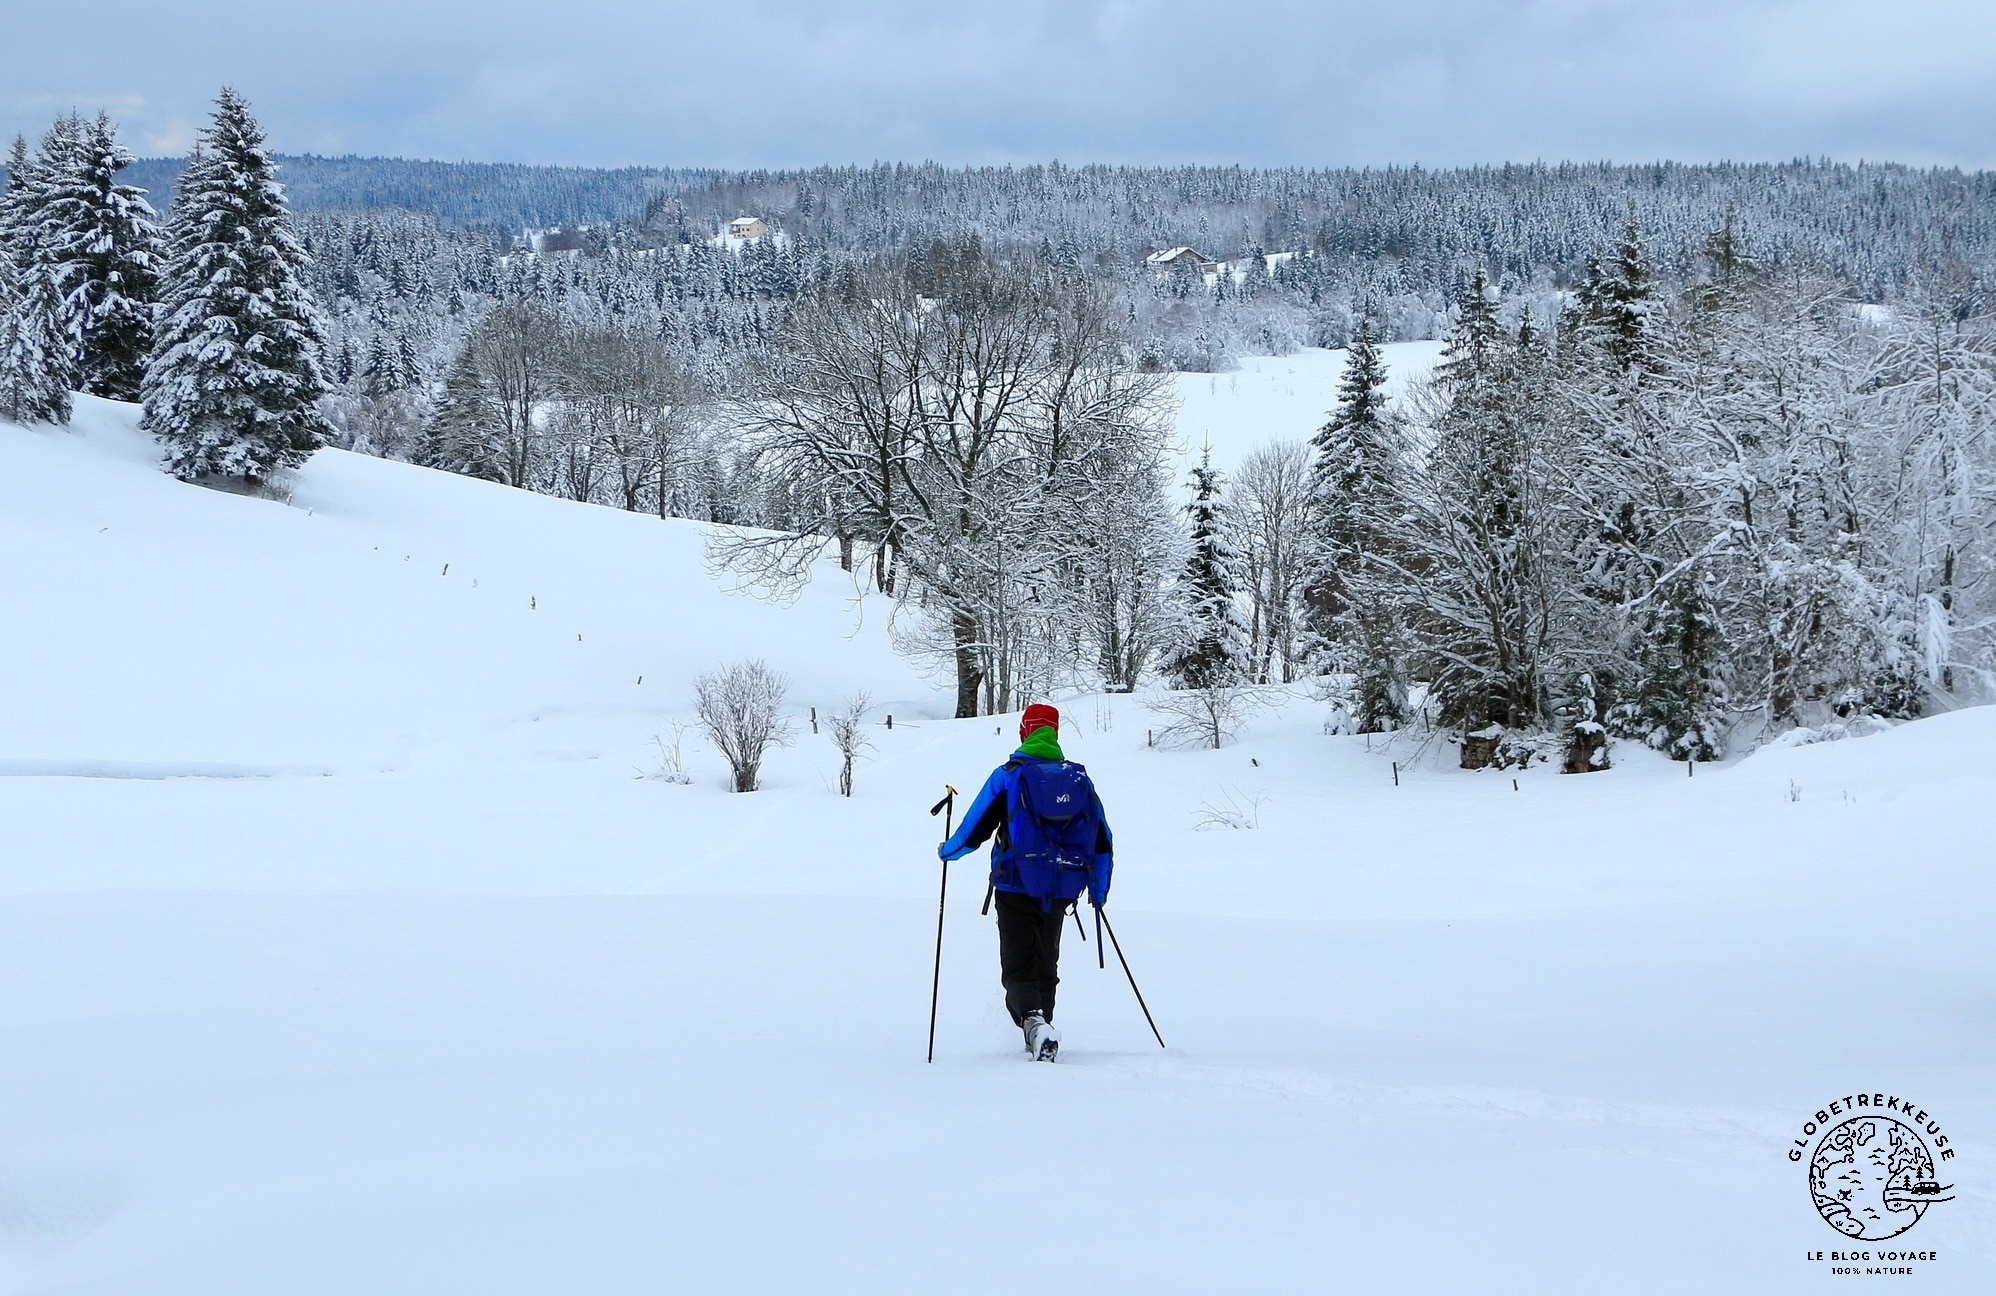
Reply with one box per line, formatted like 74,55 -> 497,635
824,690 -> 873,797
694,659 -> 794,792
1234,438 -> 1313,683
430,299 -> 561,487
1144,681 -> 1267,750
716,247 -> 1172,717
552,323 -> 699,512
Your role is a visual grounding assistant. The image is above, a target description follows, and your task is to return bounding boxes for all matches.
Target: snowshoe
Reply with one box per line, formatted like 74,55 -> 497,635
1023,1012 -> 1060,1062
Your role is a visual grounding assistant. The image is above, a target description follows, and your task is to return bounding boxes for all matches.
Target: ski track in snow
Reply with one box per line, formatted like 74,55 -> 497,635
1,382 -> 1991,1293
0,760 -> 334,780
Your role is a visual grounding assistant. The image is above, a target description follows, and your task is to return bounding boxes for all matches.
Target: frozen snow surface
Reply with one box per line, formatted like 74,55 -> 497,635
2,391 -> 1991,1293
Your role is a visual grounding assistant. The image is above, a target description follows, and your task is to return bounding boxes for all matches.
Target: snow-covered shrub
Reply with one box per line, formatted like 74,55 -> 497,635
1764,715 -> 1894,749
824,691 -> 872,798
1193,787 -> 1266,831
643,723 -> 694,785
1460,725 -> 1561,771
694,660 -> 794,793
1146,681 -> 1266,750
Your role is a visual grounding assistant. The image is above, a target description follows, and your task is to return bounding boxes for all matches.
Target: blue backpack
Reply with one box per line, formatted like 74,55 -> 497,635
1006,759 -> 1102,906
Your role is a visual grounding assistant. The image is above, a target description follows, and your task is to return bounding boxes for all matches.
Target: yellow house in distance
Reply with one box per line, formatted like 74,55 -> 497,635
729,216 -> 770,239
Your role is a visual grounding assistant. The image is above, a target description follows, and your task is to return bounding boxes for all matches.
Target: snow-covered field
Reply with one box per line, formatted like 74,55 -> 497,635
2,392 -> 1990,1293
1169,341 -> 1445,473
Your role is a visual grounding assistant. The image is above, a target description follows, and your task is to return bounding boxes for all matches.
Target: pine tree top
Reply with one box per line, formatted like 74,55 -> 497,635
1579,209 -> 1658,366
1316,316 -> 1390,443
1167,446 -> 1250,689
1438,271 -> 1504,389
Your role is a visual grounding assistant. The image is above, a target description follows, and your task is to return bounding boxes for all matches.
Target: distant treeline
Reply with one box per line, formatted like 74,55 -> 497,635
8,155 -> 1988,303
653,160 -> 1996,303
96,155 -> 720,233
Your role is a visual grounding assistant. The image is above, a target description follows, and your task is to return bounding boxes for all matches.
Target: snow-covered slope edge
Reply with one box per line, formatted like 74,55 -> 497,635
1,396 -> 935,772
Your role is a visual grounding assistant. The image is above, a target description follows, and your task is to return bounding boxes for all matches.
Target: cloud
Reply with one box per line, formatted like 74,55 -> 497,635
3,0 -> 1991,167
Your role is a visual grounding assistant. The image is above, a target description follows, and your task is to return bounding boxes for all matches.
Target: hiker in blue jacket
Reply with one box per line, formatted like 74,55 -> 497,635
938,703 -> 1112,1061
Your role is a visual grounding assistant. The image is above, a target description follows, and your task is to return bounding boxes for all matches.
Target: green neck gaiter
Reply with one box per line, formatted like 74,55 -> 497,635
1017,728 -> 1063,761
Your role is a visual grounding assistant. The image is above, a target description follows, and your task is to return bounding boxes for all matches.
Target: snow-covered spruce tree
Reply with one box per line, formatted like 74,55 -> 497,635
1590,218 -> 1738,760
142,89 -> 330,482
1624,572 -> 1730,761
1395,280 -> 1582,750
1306,314 -> 1409,729
0,133 -> 75,426
323,322 -> 431,462
39,111 -> 163,400
1575,207 -> 1658,370
1557,214 -> 1718,758
1164,448 -> 1251,690
419,342 -> 499,478
1527,212 -> 1753,764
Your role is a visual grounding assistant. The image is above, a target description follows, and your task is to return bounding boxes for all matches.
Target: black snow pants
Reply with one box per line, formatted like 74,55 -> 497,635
994,889 -> 1067,1025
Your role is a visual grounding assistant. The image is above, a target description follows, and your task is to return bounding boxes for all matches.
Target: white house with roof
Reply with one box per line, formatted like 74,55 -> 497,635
1144,246 -> 1210,269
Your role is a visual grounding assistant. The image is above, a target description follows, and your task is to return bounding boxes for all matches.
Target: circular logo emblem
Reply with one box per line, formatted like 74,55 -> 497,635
1808,1113 -> 1950,1240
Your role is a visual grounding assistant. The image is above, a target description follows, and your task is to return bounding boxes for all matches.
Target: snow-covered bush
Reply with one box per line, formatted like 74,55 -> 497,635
643,723 -> 694,785
1146,681 -> 1265,750
824,691 -> 872,798
1193,787 -> 1266,831
694,660 -> 793,793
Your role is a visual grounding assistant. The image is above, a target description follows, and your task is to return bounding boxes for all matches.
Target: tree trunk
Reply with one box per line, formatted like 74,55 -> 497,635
953,610 -> 984,719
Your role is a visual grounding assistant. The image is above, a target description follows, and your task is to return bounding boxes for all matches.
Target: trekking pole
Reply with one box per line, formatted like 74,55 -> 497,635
1096,906 -> 1166,1049
981,880 -> 994,916
1095,902 -> 1104,969
925,786 -> 957,1064
1070,903 -> 1087,943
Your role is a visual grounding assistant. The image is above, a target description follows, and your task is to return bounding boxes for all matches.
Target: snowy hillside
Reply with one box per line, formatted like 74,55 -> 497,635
2,399 -> 1991,1293
1169,341 -> 1445,472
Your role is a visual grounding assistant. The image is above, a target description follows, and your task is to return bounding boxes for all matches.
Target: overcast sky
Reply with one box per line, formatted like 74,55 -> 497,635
6,1 -> 1994,169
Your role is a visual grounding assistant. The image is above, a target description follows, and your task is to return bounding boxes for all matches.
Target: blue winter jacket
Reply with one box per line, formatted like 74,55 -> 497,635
938,751 -> 1113,909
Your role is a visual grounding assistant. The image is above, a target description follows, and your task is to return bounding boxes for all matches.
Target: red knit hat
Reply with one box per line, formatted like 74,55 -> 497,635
1019,703 -> 1060,742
